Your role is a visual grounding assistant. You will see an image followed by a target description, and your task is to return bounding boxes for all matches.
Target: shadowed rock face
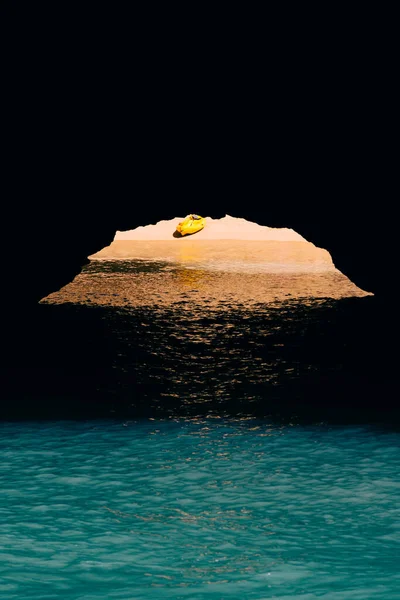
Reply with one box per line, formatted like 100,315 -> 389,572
3,73 -> 394,311
4,76 -> 394,310
2,15 -> 397,424
3,202 -> 398,424
3,7 -> 396,316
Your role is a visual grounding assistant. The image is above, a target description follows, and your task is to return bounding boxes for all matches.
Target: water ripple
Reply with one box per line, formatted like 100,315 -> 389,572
0,420 -> 399,598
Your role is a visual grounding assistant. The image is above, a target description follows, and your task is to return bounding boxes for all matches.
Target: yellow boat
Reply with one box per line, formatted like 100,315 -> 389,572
176,214 -> 206,236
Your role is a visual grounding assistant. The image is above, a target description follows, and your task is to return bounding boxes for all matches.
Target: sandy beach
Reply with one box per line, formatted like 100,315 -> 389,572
43,216 -> 371,311
89,215 -> 334,271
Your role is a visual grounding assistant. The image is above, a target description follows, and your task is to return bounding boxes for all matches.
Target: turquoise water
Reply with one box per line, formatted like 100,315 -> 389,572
1,419 -> 399,599
3,258 -> 399,597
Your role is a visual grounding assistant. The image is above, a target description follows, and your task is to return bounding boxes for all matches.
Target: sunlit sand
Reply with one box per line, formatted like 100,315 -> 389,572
41,216 -> 372,307
90,215 -> 331,272
90,239 -> 335,274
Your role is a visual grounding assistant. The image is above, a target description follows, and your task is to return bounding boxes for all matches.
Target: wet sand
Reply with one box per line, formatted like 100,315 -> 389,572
89,239 -> 334,273
43,239 -> 371,309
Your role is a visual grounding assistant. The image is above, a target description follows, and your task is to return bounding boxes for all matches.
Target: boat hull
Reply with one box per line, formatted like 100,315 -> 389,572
176,216 -> 206,236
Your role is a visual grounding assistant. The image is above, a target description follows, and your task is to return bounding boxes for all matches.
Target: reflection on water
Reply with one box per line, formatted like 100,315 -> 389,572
90,239 -> 334,269
4,244 -> 396,598
29,240 -> 391,424
42,241 -> 371,309
0,419 -> 399,599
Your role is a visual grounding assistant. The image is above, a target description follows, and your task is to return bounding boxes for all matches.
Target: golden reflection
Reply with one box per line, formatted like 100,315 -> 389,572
174,267 -> 205,289
88,239 -> 332,268
41,240 -> 372,307
177,241 -> 203,264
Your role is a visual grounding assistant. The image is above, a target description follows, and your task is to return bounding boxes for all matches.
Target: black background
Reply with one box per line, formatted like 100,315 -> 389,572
1,6 -> 397,423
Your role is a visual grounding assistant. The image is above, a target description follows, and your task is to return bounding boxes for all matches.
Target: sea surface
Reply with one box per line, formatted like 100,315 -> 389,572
1,241 -> 399,598
1,419 -> 399,599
